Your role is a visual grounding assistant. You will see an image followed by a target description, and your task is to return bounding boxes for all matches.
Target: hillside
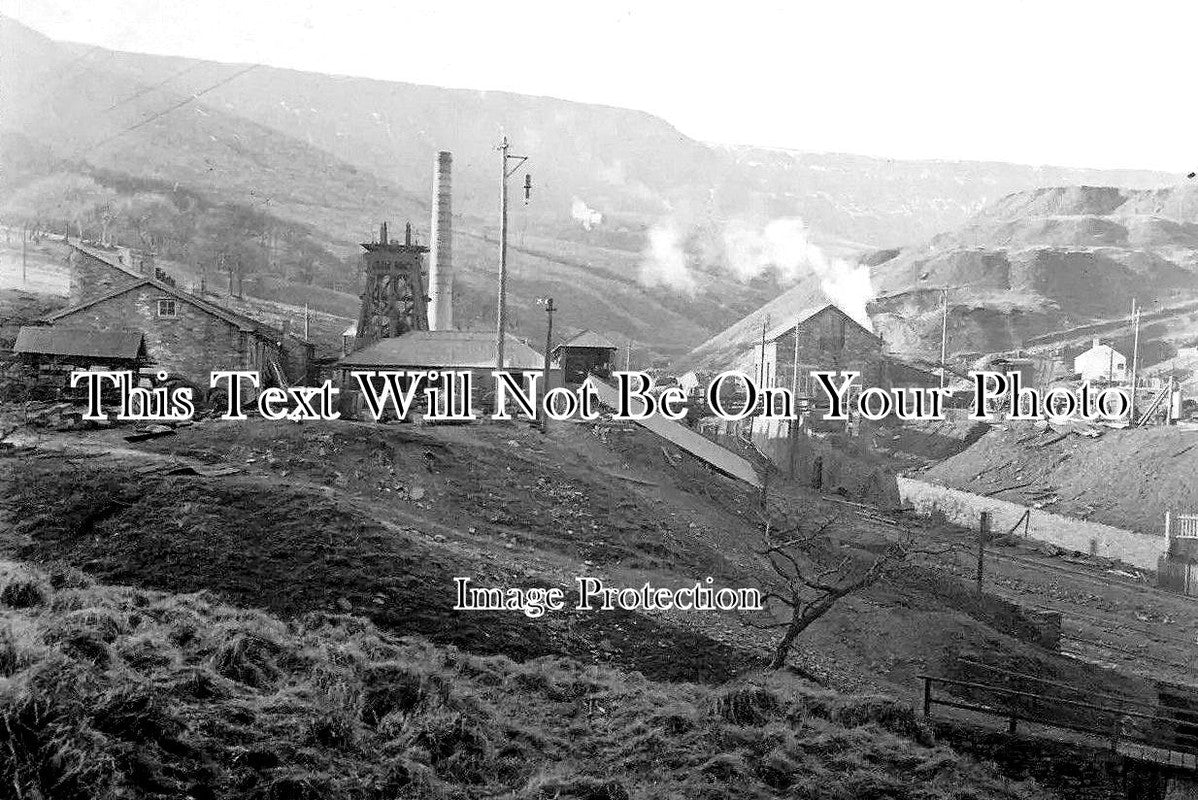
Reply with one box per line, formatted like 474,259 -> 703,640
0,558 -> 1049,800
867,185 -> 1198,362
922,424 -> 1198,536
2,15 -> 1185,359
720,147 -> 1174,247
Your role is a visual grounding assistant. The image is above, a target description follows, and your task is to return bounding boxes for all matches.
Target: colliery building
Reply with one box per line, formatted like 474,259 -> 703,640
756,303 -> 886,396
28,242 -> 313,388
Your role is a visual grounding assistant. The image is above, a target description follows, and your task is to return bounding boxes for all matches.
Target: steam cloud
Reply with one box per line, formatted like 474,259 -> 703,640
571,197 -> 603,230
638,216 -> 876,328
639,223 -> 697,295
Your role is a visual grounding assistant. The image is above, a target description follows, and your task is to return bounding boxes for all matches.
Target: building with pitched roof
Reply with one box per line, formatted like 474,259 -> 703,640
336,330 -> 555,420
46,242 -> 313,386
757,303 -> 885,397
550,330 -> 618,385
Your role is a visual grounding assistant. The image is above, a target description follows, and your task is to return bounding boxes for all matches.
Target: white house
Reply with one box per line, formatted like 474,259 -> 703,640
1074,338 -> 1127,383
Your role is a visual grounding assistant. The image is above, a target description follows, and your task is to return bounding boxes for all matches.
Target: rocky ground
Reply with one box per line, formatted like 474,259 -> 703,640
2,409 -> 1196,797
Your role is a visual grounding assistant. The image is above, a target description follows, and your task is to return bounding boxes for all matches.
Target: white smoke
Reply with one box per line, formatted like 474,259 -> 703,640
638,223 -> 697,295
571,197 -> 603,231
722,218 -> 876,329
637,216 -> 876,329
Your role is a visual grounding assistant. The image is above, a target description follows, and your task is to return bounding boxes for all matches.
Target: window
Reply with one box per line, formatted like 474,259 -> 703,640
157,298 -> 177,318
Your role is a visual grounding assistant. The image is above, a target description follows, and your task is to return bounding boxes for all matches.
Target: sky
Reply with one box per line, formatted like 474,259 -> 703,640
1,0 -> 1194,172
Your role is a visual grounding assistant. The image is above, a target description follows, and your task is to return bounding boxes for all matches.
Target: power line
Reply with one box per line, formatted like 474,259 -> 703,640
74,63 -> 258,159
104,62 -> 202,112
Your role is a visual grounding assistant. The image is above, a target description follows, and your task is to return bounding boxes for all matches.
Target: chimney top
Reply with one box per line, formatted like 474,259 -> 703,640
1093,337 -> 1101,348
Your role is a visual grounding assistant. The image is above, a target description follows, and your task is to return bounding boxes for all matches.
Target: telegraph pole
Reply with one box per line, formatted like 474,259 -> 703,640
758,316 -> 770,387
538,297 -> 555,432
1129,298 -> 1142,424
939,288 -> 949,391
495,135 -> 529,370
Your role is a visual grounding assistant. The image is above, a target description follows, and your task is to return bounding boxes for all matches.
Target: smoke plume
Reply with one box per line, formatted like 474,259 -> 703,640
637,216 -> 876,328
571,197 -> 603,230
638,223 -> 697,295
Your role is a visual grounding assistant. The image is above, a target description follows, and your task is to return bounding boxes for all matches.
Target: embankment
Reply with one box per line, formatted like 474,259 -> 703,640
923,425 -> 1198,535
897,476 -> 1168,571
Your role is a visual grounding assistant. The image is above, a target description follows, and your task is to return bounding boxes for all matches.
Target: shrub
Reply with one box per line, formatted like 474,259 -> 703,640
1,579 -> 47,609
361,662 -> 451,727
211,633 -> 284,689
705,685 -> 782,726
831,696 -> 932,745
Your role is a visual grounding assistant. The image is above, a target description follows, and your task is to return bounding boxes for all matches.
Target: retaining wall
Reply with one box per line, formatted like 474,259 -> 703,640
897,477 -> 1169,572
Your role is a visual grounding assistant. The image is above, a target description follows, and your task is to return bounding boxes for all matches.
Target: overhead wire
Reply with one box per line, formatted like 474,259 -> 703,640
73,63 -> 259,159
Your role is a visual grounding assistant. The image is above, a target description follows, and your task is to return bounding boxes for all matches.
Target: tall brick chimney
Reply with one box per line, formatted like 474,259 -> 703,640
428,151 -> 454,331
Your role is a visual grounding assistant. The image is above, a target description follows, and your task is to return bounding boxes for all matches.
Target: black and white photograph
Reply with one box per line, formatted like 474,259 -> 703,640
1,1 -> 1197,798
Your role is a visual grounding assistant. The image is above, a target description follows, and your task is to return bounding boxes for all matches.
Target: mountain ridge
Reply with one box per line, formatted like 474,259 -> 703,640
2,13 -> 1187,359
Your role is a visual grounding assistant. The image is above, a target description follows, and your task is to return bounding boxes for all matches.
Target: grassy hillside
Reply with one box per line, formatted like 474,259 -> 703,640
0,558 -> 1050,800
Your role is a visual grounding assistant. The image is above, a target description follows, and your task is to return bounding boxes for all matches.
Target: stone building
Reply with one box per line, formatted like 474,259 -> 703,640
756,303 -> 886,398
44,243 -> 313,387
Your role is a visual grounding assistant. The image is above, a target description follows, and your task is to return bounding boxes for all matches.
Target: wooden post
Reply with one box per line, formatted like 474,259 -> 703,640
540,297 -> 555,432
923,677 -> 932,716
939,288 -> 948,391
1129,300 -> 1141,424
976,511 -> 990,595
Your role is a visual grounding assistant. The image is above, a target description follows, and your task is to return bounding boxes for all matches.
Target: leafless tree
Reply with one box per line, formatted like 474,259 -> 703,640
747,510 -> 942,671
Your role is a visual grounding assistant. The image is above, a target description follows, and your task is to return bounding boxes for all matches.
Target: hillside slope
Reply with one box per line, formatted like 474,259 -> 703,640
721,146 -> 1174,246
922,424 -> 1198,535
868,185 -> 1198,361
2,14 -> 1184,359
0,558 -> 1048,800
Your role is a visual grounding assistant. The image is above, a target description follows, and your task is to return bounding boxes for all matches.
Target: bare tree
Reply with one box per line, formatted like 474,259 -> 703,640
747,511 -> 940,671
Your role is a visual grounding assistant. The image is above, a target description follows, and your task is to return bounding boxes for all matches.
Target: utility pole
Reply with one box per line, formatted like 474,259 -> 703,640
1129,299 -> 1142,424
538,297 -> 555,432
21,225 -> 27,285
790,322 -> 800,399
939,288 -> 949,391
976,511 -> 990,595
495,135 -> 529,370
758,316 -> 770,388
303,302 -> 310,341
625,339 -> 632,371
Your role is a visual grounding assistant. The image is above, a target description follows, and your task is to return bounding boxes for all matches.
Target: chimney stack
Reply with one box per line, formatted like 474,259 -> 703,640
428,151 -> 454,331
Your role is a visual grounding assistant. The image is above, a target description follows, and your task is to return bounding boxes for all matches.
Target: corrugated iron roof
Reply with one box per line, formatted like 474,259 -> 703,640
337,331 -> 545,370
554,330 -> 618,351
14,326 -> 147,360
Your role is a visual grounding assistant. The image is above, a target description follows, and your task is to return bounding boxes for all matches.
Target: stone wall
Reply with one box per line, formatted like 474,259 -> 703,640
68,248 -> 141,306
933,720 -> 1171,800
53,285 -> 248,386
898,477 -> 1169,571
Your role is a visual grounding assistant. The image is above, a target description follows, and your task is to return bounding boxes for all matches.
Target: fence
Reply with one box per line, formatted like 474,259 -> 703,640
921,672 -> 1198,769
1160,511 -> 1198,596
